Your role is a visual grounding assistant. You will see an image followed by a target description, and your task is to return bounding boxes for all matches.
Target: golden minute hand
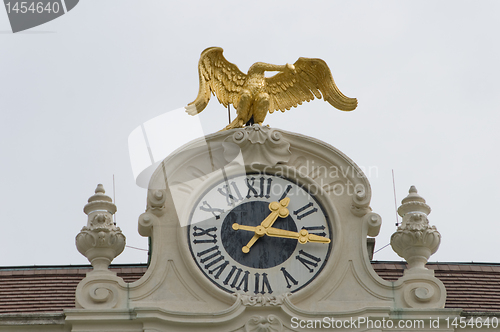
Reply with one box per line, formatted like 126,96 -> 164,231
265,227 -> 331,244
232,223 -> 331,245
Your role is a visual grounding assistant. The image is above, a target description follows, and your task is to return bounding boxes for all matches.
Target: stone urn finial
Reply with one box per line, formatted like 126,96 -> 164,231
76,184 -> 125,271
390,186 -> 441,271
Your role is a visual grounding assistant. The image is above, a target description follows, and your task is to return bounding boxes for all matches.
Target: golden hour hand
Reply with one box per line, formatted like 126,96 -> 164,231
233,197 -> 290,253
232,224 -> 330,245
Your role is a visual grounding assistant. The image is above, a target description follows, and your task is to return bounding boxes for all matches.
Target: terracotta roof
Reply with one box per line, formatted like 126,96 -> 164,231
373,261 -> 500,313
0,262 -> 499,314
0,265 -> 146,314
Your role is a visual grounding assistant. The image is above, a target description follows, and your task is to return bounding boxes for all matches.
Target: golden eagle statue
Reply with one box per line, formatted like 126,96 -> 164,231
185,47 -> 357,130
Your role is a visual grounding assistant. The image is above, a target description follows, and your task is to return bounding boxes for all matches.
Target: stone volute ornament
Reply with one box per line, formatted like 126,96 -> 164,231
222,124 -> 291,166
76,184 -> 125,271
391,186 -> 441,271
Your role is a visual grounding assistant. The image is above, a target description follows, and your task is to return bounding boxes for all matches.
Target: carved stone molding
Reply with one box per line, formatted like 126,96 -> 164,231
391,273 -> 448,309
364,212 -> 382,237
351,188 -> 371,217
402,280 -> 438,308
76,279 -> 121,309
75,226 -> 126,270
245,315 -> 283,332
236,293 -> 290,307
138,211 -> 159,237
147,189 -> 167,216
222,125 -> 291,166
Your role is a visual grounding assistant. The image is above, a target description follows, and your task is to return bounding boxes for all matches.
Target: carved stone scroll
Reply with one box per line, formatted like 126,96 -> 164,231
222,125 -> 291,166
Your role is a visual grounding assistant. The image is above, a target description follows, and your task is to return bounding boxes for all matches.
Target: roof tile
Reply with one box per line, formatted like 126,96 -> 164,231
1,263 -> 500,314
372,261 -> 500,313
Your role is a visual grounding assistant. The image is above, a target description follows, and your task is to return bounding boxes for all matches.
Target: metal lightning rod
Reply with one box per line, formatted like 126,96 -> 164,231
392,169 -> 400,227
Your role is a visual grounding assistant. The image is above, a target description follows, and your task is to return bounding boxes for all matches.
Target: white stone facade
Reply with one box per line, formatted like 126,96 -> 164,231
65,126 -> 460,331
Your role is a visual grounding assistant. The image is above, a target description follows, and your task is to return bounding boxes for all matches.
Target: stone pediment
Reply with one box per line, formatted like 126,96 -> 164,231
68,126 -> 457,331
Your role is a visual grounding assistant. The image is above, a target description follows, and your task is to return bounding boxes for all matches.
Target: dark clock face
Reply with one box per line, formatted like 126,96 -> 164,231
221,201 -> 299,269
187,173 -> 332,295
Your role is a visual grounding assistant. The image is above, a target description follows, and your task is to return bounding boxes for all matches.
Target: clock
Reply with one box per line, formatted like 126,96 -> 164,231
187,172 -> 332,295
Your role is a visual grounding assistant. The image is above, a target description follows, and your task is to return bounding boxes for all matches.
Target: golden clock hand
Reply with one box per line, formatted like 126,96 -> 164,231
242,234 -> 260,254
260,197 -> 290,229
232,223 -> 257,232
265,227 -> 331,244
264,227 -> 299,239
238,224 -> 266,253
233,223 -> 331,246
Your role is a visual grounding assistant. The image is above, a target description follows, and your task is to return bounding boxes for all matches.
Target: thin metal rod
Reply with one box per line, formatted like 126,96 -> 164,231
392,169 -> 399,226
374,243 -> 391,254
113,174 -> 116,225
126,245 -> 148,252
228,105 -> 231,124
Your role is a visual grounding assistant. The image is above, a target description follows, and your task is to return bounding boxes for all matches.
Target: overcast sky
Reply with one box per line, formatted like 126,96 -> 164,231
1,1 -> 499,267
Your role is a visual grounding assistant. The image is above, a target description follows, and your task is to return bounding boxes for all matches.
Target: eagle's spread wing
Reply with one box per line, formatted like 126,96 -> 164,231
186,47 -> 246,115
265,58 -> 357,114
